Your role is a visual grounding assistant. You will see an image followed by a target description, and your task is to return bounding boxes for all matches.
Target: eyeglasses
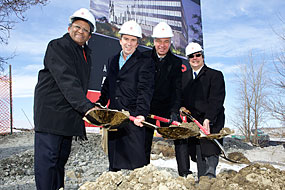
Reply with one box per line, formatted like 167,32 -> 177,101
72,24 -> 90,34
188,53 -> 202,59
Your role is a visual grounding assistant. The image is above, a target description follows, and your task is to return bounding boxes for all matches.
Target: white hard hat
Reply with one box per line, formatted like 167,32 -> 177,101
185,42 -> 203,56
152,22 -> 174,38
119,20 -> 142,38
70,8 -> 96,32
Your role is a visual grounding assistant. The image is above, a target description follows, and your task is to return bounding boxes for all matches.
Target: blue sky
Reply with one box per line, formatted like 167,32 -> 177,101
1,0 -> 284,130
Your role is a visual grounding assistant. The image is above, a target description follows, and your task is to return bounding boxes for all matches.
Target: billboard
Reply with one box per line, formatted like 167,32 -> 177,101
87,0 -> 203,103
90,0 -> 202,55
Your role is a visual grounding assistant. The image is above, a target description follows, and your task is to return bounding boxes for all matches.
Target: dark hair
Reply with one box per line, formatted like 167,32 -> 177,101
70,17 -> 94,34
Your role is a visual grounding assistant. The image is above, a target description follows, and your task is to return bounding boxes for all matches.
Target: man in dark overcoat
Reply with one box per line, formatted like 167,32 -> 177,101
96,20 -> 155,171
181,42 -> 226,178
142,22 -> 182,169
33,8 -> 96,190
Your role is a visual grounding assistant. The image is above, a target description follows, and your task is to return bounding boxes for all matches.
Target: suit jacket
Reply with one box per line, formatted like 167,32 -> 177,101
97,49 -> 155,169
143,48 -> 182,118
34,33 -> 95,137
182,65 -> 225,156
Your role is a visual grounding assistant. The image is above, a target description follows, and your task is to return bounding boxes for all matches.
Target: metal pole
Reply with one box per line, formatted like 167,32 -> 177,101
21,108 -> 34,129
9,65 -> 13,134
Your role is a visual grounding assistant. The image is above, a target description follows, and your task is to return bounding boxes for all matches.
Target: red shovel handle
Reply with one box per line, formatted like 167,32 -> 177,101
128,115 -> 136,121
179,107 -> 210,135
191,118 -> 210,135
149,114 -> 181,126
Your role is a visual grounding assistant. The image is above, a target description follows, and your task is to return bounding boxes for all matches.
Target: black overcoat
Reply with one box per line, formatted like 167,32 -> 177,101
34,33 -> 95,137
143,48 -> 182,118
97,49 -> 155,170
182,65 -> 225,156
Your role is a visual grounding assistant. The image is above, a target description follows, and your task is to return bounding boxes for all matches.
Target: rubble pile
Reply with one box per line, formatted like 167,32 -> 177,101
79,164 -> 196,190
79,163 -> 285,190
0,132 -> 284,190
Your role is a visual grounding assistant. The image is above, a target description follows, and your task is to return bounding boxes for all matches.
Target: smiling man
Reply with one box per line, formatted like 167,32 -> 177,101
143,22 -> 183,173
33,8 -> 96,190
181,42 -> 226,179
96,20 -> 155,171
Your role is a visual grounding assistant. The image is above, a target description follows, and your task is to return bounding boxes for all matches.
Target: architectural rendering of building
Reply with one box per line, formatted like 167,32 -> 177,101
108,0 -> 188,49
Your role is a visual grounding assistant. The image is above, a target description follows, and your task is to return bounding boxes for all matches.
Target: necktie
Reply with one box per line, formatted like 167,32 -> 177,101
83,49 -> 87,62
194,72 -> 197,79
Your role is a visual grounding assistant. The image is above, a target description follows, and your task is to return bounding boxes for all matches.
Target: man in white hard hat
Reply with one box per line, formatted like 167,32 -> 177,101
143,22 -> 183,171
96,20 -> 155,171
34,8 -> 96,189
181,42 -> 226,179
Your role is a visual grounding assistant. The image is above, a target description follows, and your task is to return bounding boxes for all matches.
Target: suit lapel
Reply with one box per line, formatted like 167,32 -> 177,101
195,65 -> 207,79
119,50 -> 140,75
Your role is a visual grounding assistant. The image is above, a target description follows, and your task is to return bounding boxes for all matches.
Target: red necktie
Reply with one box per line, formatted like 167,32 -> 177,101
83,49 -> 87,62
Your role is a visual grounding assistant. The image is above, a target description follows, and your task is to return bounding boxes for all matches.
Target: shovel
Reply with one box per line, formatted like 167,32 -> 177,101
83,108 -> 197,139
179,107 -> 242,164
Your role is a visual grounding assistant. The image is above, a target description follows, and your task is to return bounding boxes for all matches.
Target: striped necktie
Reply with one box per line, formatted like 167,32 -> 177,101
194,72 -> 197,79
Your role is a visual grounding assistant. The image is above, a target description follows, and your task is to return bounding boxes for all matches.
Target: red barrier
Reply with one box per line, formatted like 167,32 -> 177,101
0,74 -> 12,134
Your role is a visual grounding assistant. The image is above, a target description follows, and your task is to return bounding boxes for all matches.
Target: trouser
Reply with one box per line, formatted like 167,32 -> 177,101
174,138 -> 196,177
196,143 -> 219,179
145,116 -> 170,164
34,132 -> 72,190
145,127 -> 154,164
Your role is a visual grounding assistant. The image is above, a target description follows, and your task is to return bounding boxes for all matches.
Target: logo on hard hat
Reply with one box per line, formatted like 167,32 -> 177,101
81,12 -> 84,15
130,27 -> 133,30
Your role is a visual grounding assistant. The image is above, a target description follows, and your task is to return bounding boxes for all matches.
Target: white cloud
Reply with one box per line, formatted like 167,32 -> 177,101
12,74 -> 38,98
201,1 -> 285,58
203,22 -> 281,58
207,62 -> 242,74
22,64 -> 43,72
202,0 -> 285,22
12,64 -> 42,98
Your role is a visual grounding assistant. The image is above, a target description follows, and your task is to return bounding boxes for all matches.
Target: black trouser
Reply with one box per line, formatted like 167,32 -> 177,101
144,117 -> 169,164
144,127 -> 154,164
34,132 -> 72,190
174,138 -> 196,176
196,143 -> 219,179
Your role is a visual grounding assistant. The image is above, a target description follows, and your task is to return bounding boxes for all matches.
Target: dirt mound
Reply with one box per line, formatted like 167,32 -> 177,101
227,152 -> 251,164
79,163 -> 285,190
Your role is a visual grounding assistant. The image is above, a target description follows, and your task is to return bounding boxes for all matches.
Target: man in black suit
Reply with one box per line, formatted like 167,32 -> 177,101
143,22 -> 182,169
34,8 -> 96,190
96,20 -> 155,171
181,42 -> 226,179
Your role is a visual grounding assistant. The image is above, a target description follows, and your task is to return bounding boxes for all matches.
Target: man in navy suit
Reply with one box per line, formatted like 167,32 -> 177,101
96,20 -> 155,171
180,42 -> 226,179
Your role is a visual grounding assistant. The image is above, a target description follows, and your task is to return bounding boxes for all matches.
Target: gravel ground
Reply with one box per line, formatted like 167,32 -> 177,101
1,131 -> 282,190
0,132 -> 178,189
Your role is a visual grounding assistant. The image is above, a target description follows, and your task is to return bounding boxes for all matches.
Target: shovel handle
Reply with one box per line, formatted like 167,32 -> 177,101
149,114 -> 181,126
190,117 -> 210,135
129,116 -> 159,129
179,108 -> 210,135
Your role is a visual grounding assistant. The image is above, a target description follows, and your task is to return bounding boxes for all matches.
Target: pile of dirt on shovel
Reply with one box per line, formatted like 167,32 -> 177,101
79,163 -> 285,190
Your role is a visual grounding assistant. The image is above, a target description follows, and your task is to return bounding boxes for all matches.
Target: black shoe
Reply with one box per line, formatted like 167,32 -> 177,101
181,171 -> 193,178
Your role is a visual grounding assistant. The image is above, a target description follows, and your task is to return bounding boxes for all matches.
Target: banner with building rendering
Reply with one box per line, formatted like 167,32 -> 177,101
90,0 -> 203,56
87,0 -> 203,100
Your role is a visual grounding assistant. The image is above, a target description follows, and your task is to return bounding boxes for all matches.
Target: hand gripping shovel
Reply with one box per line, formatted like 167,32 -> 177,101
179,107 -> 242,164
83,108 -> 196,139
148,114 -> 200,139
